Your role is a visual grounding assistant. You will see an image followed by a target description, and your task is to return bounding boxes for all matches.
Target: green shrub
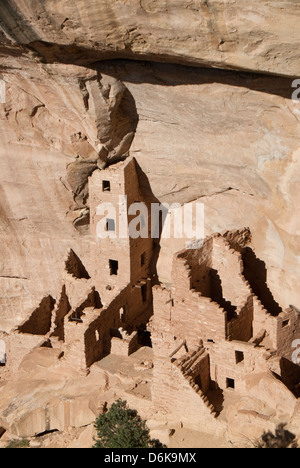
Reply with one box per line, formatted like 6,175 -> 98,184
93,399 -> 166,448
5,439 -> 30,449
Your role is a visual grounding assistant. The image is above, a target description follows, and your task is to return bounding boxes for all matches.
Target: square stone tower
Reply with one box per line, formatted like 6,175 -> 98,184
89,157 -> 153,294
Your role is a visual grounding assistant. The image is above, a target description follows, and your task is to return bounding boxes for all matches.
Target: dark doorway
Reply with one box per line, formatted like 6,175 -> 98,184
138,326 -> 152,348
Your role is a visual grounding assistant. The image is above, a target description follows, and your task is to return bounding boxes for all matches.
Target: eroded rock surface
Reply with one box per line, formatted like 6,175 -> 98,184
0,0 -> 299,449
0,55 -> 299,329
0,0 -> 300,76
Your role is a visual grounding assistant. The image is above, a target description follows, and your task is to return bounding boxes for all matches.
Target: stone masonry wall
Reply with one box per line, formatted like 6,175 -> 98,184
252,296 -> 278,348
171,257 -> 227,348
178,239 -> 214,296
152,356 -> 222,435
64,277 -> 153,369
276,308 -> 300,361
208,339 -> 270,393
89,158 -> 153,294
110,331 -> 139,357
226,296 -> 253,342
89,165 -> 131,292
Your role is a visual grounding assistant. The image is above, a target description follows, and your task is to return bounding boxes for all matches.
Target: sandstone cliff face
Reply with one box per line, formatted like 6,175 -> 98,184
0,0 -> 300,77
0,0 -> 299,448
0,55 -> 299,330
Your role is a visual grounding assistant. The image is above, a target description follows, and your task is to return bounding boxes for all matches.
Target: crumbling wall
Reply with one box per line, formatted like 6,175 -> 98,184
251,299 -> 300,357
242,247 -> 282,317
51,285 -> 71,341
64,278 -> 152,369
64,311 -> 90,370
170,237 -> 256,347
170,258 -> 227,347
173,346 -> 211,394
178,238 -> 214,296
71,288 -> 102,321
110,330 -> 139,356
103,280 -> 153,332
84,310 -> 107,368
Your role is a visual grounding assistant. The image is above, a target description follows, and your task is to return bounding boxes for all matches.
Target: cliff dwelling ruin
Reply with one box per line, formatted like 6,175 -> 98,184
0,156 -> 299,446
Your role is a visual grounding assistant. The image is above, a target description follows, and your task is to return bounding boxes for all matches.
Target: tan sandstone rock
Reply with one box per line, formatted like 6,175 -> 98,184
0,57 -> 299,328
0,0 -> 299,450
0,1 -> 300,77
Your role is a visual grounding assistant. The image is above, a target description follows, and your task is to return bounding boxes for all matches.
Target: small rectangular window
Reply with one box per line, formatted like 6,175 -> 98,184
235,351 -> 244,364
106,218 -> 116,232
282,320 -> 290,328
226,378 -> 235,389
102,180 -> 111,192
141,252 -> 146,267
109,260 -> 119,276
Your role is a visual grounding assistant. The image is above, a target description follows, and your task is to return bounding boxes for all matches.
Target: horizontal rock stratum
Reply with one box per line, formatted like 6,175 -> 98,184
0,0 -> 300,77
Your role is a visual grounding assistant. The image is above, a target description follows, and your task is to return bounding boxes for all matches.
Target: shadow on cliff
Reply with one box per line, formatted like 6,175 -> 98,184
94,59 -> 296,101
0,1 -> 39,43
242,247 -> 283,316
23,40 -> 296,101
134,159 -> 168,286
0,1 -> 295,100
